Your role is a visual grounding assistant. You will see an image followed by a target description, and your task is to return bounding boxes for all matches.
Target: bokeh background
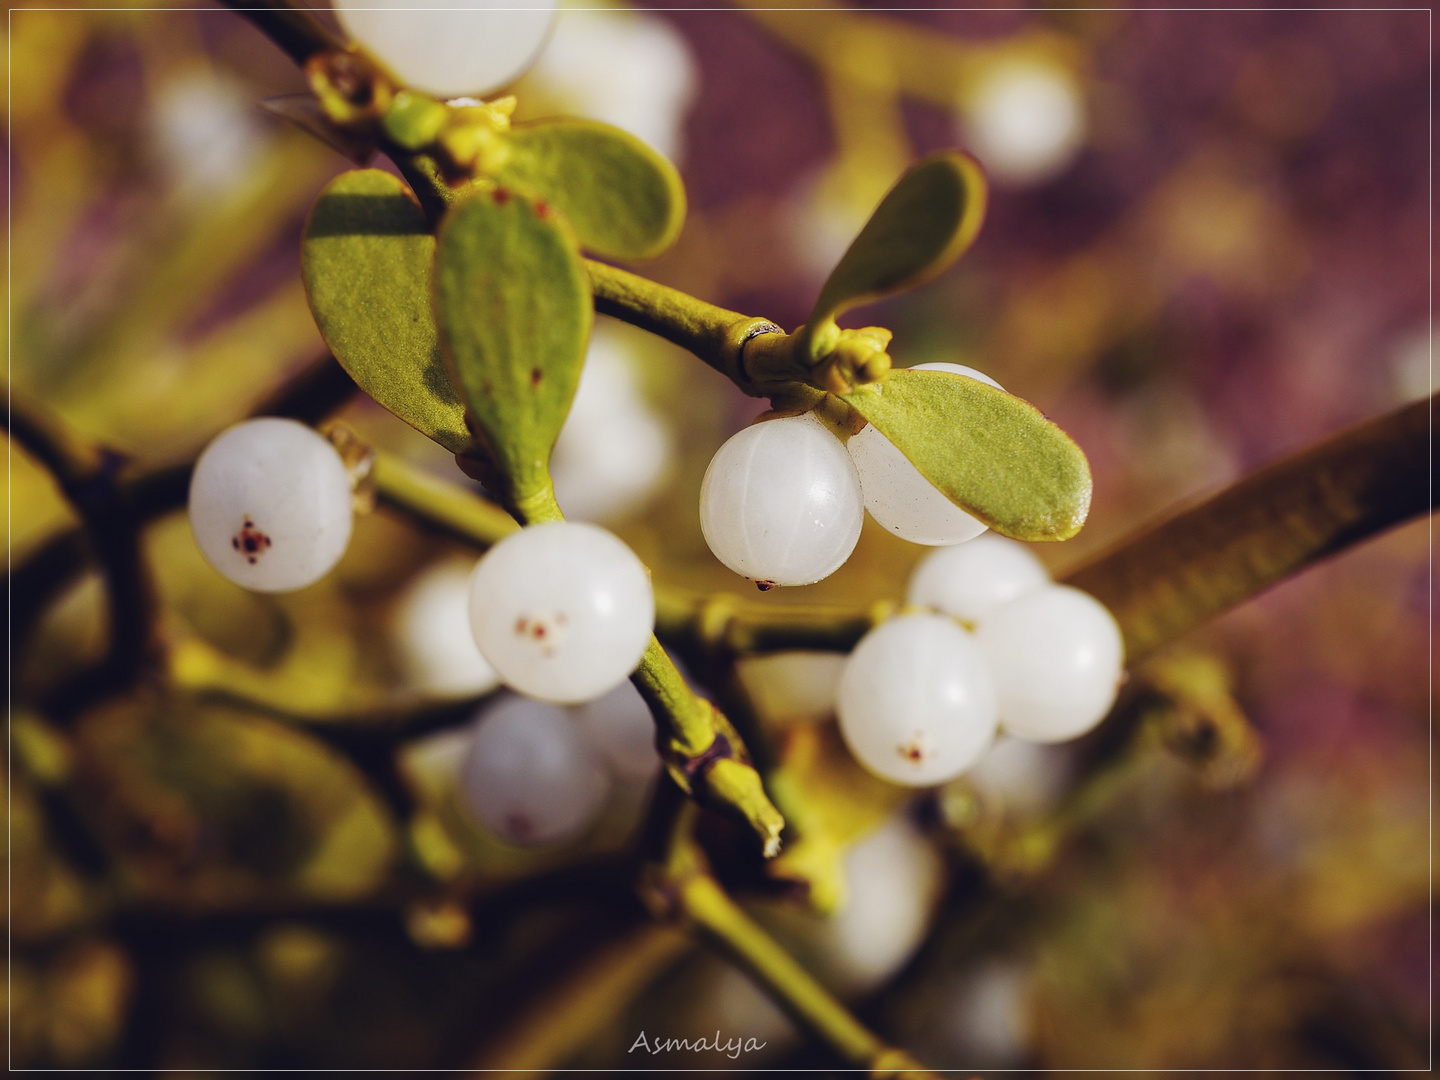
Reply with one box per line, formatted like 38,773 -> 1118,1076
5,2 -> 1431,1072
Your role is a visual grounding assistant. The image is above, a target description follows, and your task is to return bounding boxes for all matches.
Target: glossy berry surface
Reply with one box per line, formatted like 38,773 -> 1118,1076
846,362 -> 1004,546
975,584 -> 1125,743
460,694 -> 610,846
187,417 -> 353,593
906,533 -> 1051,623
467,521 -> 654,704
336,0 -> 557,99
699,412 -> 864,588
836,613 -> 998,786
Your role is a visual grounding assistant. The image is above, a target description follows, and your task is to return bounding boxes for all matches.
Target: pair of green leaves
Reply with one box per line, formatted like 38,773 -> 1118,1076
796,150 -> 1090,541
301,118 -> 683,510
303,131 -> 1090,543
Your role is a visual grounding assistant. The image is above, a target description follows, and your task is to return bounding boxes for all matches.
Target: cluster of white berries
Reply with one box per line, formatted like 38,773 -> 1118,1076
699,362 -> 999,589
837,533 -> 1124,787
189,418 -> 662,848
187,409 -> 1118,825
187,421 -> 658,703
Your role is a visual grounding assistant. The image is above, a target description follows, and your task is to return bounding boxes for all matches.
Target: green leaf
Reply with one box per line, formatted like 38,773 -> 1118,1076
495,118 -> 686,261
301,169 -> 471,454
78,699 -> 397,906
433,186 -> 592,507
809,151 -> 987,328
841,369 -> 1091,541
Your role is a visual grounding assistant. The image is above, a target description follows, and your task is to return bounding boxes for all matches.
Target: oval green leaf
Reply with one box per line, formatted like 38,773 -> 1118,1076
841,368 -> 1092,541
77,698 -> 397,906
810,151 -> 987,327
433,187 -> 593,505
301,169 -> 471,453
495,118 -> 686,261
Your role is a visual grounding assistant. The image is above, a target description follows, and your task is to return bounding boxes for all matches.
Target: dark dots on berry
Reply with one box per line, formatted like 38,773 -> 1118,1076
531,367 -> 543,387
513,613 -> 563,658
232,517 -> 273,565
898,739 -> 927,764
534,199 -> 550,218
492,187 -> 510,204
504,812 -> 533,841
755,580 -> 777,592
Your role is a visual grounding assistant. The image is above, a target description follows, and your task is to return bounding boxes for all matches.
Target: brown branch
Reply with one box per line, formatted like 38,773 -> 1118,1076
7,355 -> 357,670
1066,393 -> 1434,662
5,392 -> 161,710
214,0 -> 344,66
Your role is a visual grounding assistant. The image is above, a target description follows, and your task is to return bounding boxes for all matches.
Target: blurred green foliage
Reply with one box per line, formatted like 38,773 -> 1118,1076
4,3 -> 1428,1072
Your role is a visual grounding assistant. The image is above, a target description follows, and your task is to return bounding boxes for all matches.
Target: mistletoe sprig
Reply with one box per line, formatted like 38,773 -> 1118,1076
277,0 -> 1095,860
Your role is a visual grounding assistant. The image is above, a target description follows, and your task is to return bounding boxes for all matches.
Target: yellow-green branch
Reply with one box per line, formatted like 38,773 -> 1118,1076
371,453 -> 785,856
642,804 -> 937,1078
1066,393 -> 1434,661
467,923 -> 691,1073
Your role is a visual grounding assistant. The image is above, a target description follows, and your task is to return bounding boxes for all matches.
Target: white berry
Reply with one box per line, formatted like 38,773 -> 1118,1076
550,329 -> 671,524
460,694 -> 610,846
187,417 -> 353,593
335,0 -> 557,100
960,58 -> 1086,187
738,650 -> 848,728
392,557 -> 501,697
151,73 -> 263,198
467,521 -> 654,704
571,680 -> 661,781
699,412 -> 864,588
836,614 -> 998,786
975,584 -> 1124,743
800,814 -> 945,995
529,9 -> 697,161
965,735 -> 1071,815
846,363 -> 1004,546
907,533 -> 1050,623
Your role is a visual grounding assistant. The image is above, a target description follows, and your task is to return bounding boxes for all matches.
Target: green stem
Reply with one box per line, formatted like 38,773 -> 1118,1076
585,261 -> 790,394
655,587 -> 895,655
645,806 -> 934,1077
369,454 -> 785,855
469,923 -> 691,1071
371,452 -> 518,546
